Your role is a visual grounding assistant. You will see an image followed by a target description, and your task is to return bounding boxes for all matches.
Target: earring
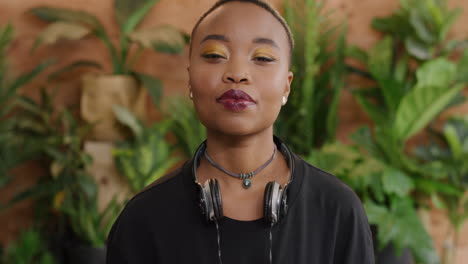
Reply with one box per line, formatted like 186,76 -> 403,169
282,96 -> 287,105
189,90 -> 193,100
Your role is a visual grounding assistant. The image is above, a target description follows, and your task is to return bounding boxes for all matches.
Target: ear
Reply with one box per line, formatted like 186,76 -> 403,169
284,71 -> 293,98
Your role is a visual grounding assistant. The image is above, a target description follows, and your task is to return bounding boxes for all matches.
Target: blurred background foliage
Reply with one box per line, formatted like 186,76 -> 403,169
0,0 -> 468,264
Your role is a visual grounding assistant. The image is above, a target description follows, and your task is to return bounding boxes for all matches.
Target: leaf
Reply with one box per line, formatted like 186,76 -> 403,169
112,105 -> 143,137
431,193 -> 447,210
346,45 -> 368,64
354,93 -> 387,126
0,23 -> 14,53
415,58 -> 457,89
382,167 -> 414,197
129,25 -> 186,54
414,177 -> 462,196
371,14 -> 409,37
133,72 -> 163,107
418,161 -> 450,179
393,83 -> 465,141
47,60 -> 102,81
378,77 -> 405,115
444,123 -> 463,159
350,126 -> 380,157
77,173 -> 97,200
146,157 -> 178,186
50,161 -> 63,178
163,96 -> 206,157
116,0 -> 158,34
439,8 -> 463,42
32,21 -> 90,51
9,59 -> 54,92
307,143 -> 359,175
456,48 -> 468,83
409,9 -> 436,44
4,181 -> 62,209
405,36 -> 433,60
365,197 -> 439,264
29,7 -> 103,31
394,54 -> 409,82
368,36 -> 392,80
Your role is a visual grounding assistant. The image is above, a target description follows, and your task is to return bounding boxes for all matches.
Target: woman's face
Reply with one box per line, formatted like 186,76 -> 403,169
189,2 -> 293,137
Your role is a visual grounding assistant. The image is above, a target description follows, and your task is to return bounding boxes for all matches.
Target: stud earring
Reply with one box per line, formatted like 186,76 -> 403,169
282,96 -> 287,105
189,90 -> 193,100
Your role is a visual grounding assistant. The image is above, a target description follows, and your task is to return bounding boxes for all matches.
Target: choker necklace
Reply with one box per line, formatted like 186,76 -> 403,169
204,145 -> 277,189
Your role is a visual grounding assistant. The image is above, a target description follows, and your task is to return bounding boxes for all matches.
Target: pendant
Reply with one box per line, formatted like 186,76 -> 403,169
242,179 -> 252,189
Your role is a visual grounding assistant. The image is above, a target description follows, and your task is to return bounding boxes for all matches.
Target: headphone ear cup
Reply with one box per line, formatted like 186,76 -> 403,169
197,184 -> 208,220
199,181 -> 216,222
209,179 -> 224,220
279,186 -> 289,221
264,182 -> 274,224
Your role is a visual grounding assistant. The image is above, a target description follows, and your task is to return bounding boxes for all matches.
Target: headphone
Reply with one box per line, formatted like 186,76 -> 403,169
192,136 -> 295,226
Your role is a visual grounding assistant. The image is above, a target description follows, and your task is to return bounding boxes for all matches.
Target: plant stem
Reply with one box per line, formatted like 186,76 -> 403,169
128,46 -> 144,70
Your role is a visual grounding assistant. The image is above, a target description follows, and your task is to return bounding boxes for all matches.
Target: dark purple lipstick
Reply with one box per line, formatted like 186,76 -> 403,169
216,89 -> 255,111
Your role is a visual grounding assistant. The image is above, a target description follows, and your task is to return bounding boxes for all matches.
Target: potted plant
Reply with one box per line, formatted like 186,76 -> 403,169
3,87 -> 127,263
339,0 -> 468,262
308,140 -> 440,264
276,0 -> 347,155
58,179 -> 123,264
112,106 -> 180,193
28,0 -> 188,141
413,115 -> 468,264
1,228 -> 56,264
0,23 -> 51,189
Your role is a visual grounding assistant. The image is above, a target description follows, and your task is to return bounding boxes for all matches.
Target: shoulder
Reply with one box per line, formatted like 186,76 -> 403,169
125,162 -> 187,213
295,155 -> 364,214
107,163 -> 188,243
295,157 -> 374,260
110,162 -> 187,228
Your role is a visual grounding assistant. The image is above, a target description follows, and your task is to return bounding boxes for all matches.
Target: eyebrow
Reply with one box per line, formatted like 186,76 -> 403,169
200,34 -> 279,49
200,34 -> 229,43
253,37 -> 279,49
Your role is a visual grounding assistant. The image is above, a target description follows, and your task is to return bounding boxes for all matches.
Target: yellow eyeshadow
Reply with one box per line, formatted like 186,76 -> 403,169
253,48 -> 276,58
201,44 -> 227,56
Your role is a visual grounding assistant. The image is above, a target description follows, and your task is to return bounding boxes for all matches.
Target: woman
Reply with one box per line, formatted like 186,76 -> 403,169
106,1 -> 374,263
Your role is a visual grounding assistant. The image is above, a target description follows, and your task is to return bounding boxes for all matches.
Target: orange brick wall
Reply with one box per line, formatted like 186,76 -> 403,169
0,0 -> 467,262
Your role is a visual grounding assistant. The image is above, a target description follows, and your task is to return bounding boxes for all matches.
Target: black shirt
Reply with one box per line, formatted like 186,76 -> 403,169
106,153 -> 374,264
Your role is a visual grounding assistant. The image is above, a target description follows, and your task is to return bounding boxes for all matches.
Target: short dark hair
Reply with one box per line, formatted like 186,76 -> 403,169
189,0 -> 294,68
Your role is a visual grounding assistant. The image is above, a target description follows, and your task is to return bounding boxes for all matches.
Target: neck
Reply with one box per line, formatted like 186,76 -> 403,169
202,127 -> 277,186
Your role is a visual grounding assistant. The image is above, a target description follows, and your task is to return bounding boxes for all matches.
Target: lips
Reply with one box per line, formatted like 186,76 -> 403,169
216,89 -> 255,111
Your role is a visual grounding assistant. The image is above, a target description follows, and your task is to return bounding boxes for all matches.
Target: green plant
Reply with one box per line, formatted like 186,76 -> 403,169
413,116 -> 468,264
113,106 -> 179,193
2,228 -> 55,264
372,0 -> 466,60
4,87 -> 124,248
340,0 -> 468,261
59,183 -> 123,247
344,42 -> 466,264
3,89 -> 93,220
0,23 -> 51,188
275,0 -> 346,155
308,142 -> 440,263
163,96 -> 206,158
29,0 -> 187,106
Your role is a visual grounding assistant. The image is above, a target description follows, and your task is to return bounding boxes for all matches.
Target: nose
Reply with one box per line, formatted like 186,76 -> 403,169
222,61 -> 251,84
223,75 -> 249,83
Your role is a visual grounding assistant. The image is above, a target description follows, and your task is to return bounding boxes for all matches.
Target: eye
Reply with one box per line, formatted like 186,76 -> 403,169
201,53 -> 225,60
253,56 -> 275,63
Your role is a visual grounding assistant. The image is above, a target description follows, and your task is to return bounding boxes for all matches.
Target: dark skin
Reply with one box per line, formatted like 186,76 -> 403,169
188,2 -> 293,221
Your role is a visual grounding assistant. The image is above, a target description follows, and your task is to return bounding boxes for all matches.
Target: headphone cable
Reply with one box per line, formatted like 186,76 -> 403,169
215,220 -> 223,264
